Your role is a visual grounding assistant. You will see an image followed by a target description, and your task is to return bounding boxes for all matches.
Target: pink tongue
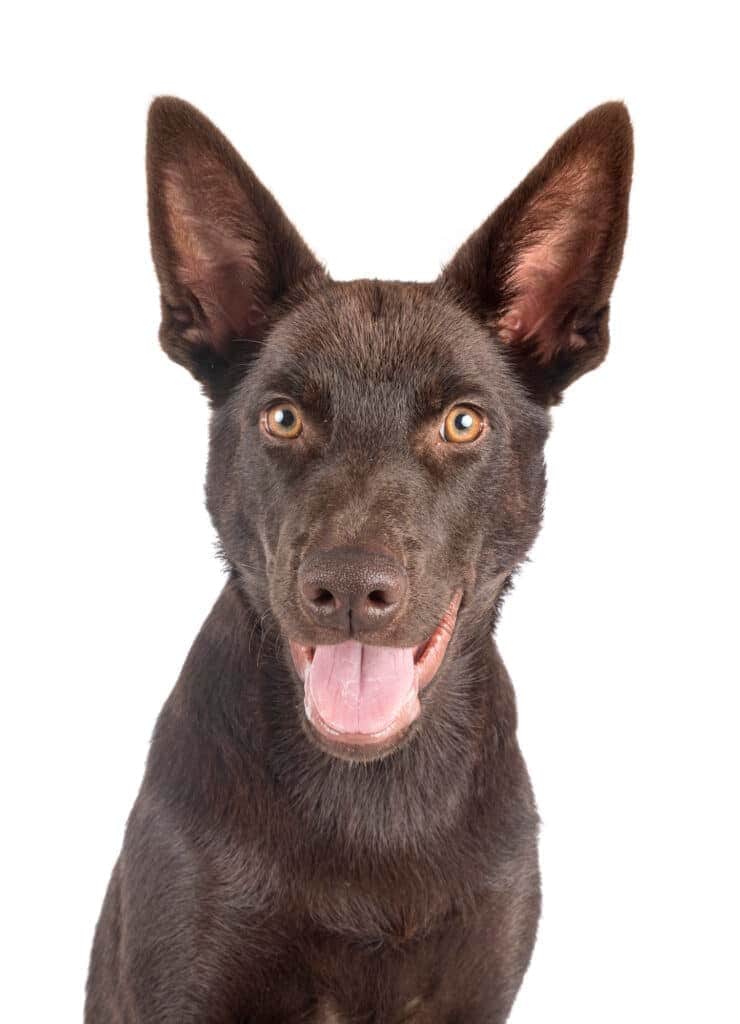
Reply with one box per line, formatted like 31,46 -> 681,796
306,641 -> 416,737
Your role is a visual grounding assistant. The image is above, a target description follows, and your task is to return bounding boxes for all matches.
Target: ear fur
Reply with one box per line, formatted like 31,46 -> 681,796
146,97 -> 325,396
442,102 -> 633,404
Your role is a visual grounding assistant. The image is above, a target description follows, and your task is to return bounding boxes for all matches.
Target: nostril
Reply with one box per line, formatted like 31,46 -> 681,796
303,583 -> 337,609
368,589 -> 394,608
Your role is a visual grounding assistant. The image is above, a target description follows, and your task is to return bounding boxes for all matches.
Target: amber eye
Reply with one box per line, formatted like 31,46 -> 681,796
441,405 -> 484,444
263,402 -> 303,439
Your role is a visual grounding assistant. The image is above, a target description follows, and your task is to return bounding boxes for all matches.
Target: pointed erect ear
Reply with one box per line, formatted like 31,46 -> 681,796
147,97 -> 325,394
442,103 -> 633,405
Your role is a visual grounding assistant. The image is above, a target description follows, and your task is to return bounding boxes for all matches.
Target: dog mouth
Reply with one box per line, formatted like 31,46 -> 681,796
289,590 -> 462,753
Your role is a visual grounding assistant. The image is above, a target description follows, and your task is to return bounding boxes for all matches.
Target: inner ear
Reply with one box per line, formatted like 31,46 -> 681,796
494,151 -> 614,362
161,156 -> 268,353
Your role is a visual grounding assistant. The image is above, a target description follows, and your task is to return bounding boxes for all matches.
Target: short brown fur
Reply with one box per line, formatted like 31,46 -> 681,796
86,98 -> 632,1022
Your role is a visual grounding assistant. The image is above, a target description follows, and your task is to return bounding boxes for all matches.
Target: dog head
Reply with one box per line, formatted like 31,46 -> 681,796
146,98 -> 632,760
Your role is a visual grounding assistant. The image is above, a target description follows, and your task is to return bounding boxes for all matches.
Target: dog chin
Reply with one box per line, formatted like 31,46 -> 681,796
289,591 -> 462,762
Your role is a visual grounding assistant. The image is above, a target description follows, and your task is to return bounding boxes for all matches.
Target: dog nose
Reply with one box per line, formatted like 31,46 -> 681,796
298,547 -> 408,634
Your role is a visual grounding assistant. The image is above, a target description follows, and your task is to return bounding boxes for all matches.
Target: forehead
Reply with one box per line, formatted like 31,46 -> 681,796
253,280 -> 506,411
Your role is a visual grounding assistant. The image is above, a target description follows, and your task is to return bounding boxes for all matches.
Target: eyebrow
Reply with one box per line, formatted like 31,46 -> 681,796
261,369 -> 330,417
414,371 -> 492,412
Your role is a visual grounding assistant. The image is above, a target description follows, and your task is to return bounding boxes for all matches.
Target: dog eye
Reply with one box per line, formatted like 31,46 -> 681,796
263,402 -> 303,439
441,406 -> 484,444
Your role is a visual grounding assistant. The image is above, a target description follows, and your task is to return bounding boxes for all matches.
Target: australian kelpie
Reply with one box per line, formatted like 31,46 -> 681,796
86,98 -> 632,1022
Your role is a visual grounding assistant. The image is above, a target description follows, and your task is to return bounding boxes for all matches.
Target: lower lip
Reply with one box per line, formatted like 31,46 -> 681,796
289,590 -> 462,751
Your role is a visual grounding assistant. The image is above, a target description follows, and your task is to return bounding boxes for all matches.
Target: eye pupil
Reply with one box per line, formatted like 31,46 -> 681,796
276,408 -> 294,428
455,412 -> 473,432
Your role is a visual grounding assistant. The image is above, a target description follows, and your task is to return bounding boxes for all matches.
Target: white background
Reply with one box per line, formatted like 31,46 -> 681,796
2,3 -> 738,1021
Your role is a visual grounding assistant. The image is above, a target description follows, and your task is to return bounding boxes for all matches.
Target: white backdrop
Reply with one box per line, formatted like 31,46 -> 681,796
2,3 -> 738,1021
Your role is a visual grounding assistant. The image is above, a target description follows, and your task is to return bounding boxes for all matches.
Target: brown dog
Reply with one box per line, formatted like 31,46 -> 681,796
86,98 -> 632,1022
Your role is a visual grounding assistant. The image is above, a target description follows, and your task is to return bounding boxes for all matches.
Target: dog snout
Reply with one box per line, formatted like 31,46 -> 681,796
298,547 -> 408,634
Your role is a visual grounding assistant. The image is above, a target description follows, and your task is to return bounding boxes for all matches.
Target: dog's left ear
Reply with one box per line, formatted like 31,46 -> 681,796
442,102 -> 633,405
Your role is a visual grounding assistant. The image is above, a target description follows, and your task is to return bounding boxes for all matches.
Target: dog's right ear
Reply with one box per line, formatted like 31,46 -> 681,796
147,97 -> 325,397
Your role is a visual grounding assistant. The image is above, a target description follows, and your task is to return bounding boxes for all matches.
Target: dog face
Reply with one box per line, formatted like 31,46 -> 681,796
147,98 -> 632,760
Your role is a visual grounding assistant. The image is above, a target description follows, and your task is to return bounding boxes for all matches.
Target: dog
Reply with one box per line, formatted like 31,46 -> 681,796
86,97 -> 632,1022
